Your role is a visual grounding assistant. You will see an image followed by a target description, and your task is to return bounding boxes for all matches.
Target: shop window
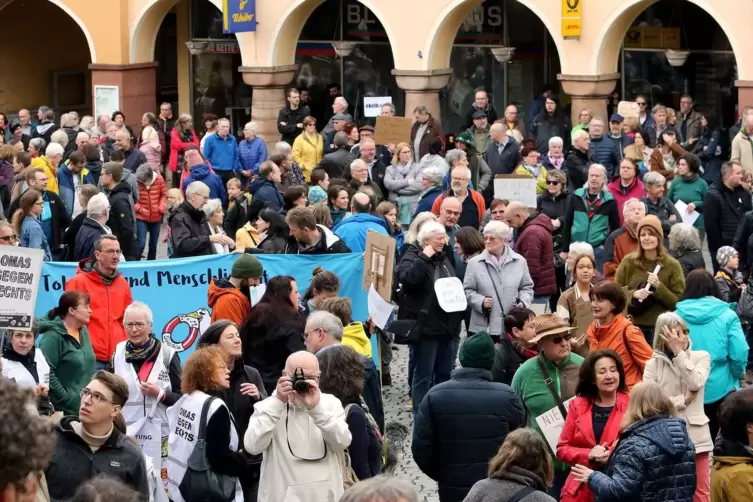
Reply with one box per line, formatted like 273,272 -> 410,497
191,51 -> 251,134
191,0 -> 233,39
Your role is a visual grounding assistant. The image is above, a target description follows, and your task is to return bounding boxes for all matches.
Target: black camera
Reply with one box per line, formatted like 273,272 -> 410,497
291,368 -> 310,394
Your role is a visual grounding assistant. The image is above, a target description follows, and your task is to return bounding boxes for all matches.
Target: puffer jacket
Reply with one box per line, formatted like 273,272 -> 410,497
412,367 -> 525,502
238,136 -> 267,176
531,111 -> 570,155
135,172 -> 167,223
249,177 -> 284,213
587,314 -> 652,390
514,213 -> 556,296
588,136 -> 621,177
675,296 -> 748,404
587,415 -> 696,502
168,200 -> 214,258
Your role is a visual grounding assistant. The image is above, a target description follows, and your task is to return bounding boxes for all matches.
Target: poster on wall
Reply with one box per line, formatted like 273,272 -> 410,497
0,246 -> 43,332
94,85 -> 119,120
364,97 -> 393,118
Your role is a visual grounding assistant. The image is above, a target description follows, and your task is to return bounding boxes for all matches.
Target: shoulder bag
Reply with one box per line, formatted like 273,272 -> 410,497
339,404 -> 360,489
508,486 -> 537,502
536,355 -> 568,419
389,266 -> 438,345
178,396 -> 236,502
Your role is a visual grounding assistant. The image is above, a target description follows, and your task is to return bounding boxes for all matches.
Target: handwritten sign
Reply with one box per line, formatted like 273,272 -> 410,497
494,175 -> 538,208
535,397 -> 576,453
0,246 -> 43,331
375,116 -> 412,147
364,97 -> 393,118
434,277 -> 467,313
618,101 -> 640,120
364,230 -> 396,302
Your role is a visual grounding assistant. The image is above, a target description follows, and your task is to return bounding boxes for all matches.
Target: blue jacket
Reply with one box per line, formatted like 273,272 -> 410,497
414,186 -> 444,217
182,163 -> 227,206
74,217 -> 107,262
20,216 -> 51,261
203,133 -> 239,172
588,415 -> 696,502
249,177 -> 284,213
57,164 -> 93,217
676,296 -> 748,403
238,137 -> 267,175
588,135 -> 621,177
332,213 -> 389,253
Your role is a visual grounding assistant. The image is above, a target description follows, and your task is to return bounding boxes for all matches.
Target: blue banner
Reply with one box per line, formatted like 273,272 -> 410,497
223,0 -> 256,33
35,254 -> 375,363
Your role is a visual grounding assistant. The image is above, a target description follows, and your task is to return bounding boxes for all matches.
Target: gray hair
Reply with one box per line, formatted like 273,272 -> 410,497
643,171 -> 667,187
340,475 -> 418,502
186,180 -> 209,199
50,129 -> 69,148
135,164 -> 154,184
350,159 -> 367,173
29,137 -> 46,152
243,122 -> 258,133
568,241 -> 594,257
124,301 -> 153,326
445,149 -> 467,167
549,136 -> 563,148
76,131 -> 90,143
586,164 -> 608,191
305,311 -> 343,342
334,96 -> 349,111
201,198 -> 223,218
272,141 -> 292,156
42,107 -> 55,121
622,197 -> 645,218
573,129 -> 589,142
45,142 -> 64,158
381,103 -> 396,114
417,220 -> 447,245
86,193 -> 110,219
405,211 -> 437,245
218,118 -> 230,127
653,312 -> 688,352
414,105 -> 429,114
116,128 -> 132,140
422,166 -> 444,187
668,223 -> 701,253
483,220 -> 512,241
334,131 -> 349,148
451,164 -> 472,180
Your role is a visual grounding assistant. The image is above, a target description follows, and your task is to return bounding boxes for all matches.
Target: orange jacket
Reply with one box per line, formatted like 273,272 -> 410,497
431,188 -> 487,227
587,314 -> 653,390
65,260 -> 133,362
207,278 -> 251,327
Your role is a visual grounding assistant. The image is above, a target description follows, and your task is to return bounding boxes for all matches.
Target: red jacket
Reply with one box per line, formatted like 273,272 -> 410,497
514,213 -> 557,296
168,129 -> 199,173
607,177 -> 644,225
65,260 -> 133,362
431,189 -> 486,227
135,174 -> 167,223
557,392 -> 630,502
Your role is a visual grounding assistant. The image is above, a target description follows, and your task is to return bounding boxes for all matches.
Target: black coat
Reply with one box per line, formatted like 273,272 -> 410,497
63,212 -> 87,261
169,200 -> 213,258
674,249 -> 706,278
490,338 -> 529,386
531,111 -> 569,155
316,147 -> 355,179
483,138 -> 521,202
735,211 -> 753,275
210,358 -> 267,436
277,105 -> 311,145
704,183 -> 752,257
122,146 -> 148,174
565,147 -> 594,192
395,244 -> 463,337
107,181 -> 137,260
362,356 -> 384,434
73,217 -> 108,262
242,324 -> 305,395
462,105 -> 499,130
412,368 -> 525,502
537,191 -> 568,221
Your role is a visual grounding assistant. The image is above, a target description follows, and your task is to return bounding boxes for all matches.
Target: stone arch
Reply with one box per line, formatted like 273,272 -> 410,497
595,0 -> 747,78
268,0 -> 400,68
424,0 -> 568,72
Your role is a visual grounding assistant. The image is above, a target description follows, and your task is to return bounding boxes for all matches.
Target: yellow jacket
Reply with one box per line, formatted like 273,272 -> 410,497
292,132 -> 324,181
235,222 -> 260,250
342,322 -> 372,358
31,156 -> 60,193
514,163 -> 548,195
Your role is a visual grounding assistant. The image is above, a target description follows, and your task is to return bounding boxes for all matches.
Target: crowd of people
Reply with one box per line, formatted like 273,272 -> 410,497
2,89 -> 753,502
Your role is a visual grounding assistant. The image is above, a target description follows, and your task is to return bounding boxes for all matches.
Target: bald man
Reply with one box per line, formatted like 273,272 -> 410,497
497,104 -> 526,141
244,351 -> 352,502
332,190 -> 389,253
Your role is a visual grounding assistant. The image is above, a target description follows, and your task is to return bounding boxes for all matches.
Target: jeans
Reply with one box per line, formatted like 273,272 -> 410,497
136,220 -> 161,260
95,360 -> 109,371
412,335 -> 455,413
593,246 -> 606,275
532,295 -> 551,313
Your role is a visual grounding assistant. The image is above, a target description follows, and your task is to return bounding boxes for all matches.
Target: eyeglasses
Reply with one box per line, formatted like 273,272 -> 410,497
304,328 -> 323,340
550,333 -> 573,344
546,180 -> 560,186
637,102 -> 647,107
34,201 -> 44,207
0,233 -> 17,242
305,123 -> 316,128
125,322 -> 147,329
80,387 -> 115,405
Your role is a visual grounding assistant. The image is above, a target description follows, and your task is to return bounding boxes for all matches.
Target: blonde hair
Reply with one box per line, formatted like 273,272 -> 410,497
652,312 -> 688,352
405,211 -> 437,245
311,202 -> 333,228
141,125 -> 159,142
392,142 -> 413,165
166,188 -> 184,208
487,428 -> 553,485
621,382 -> 677,430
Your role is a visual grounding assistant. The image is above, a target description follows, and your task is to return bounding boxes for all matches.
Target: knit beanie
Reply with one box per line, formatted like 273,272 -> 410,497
636,215 -> 664,240
717,246 -> 738,269
459,331 -> 496,371
231,254 -> 264,279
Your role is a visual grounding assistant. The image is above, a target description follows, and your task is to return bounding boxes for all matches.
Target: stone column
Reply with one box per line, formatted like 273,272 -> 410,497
240,65 -> 298,147
89,63 -> 158,134
558,73 -> 620,127
392,69 -> 452,121
736,80 -> 753,113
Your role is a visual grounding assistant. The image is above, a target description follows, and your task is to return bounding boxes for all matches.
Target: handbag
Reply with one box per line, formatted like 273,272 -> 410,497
178,397 -> 236,502
537,355 -> 569,419
737,280 -> 753,323
389,268 -> 438,345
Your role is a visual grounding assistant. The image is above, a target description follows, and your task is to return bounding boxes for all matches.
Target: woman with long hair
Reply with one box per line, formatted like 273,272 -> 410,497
300,267 -> 340,318
12,188 -> 51,260
168,114 -> 200,189
531,95 -> 570,155
557,254 -> 596,357
650,130 -> 687,181
376,200 -> 405,250
240,275 -> 306,395
328,184 -> 351,226
253,209 -> 289,253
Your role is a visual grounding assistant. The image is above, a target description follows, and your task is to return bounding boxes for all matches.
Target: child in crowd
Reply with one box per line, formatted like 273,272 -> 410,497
715,246 -> 745,303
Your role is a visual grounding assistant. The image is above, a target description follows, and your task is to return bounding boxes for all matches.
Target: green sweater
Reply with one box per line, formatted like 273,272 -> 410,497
615,253 -> 686,328
511,353 -> 584,470
38,316 -> 97,416
666,174 -> 709,228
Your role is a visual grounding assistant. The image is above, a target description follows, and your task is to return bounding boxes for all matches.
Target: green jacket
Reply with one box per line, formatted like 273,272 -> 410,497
511,352 -> 584,470
563,188 -> 621,250
38,316 -> 97,416
666,174 -> 709,229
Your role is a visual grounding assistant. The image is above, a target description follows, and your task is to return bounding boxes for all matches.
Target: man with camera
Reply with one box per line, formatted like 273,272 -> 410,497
244,351 -> 352,502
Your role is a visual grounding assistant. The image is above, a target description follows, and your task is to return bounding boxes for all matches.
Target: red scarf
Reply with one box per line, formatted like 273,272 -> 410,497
505,332 -> 538,360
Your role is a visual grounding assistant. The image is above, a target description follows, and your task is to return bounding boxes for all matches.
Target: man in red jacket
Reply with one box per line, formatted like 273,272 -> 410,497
66,234 -> 133,368
504,201 -> 556,308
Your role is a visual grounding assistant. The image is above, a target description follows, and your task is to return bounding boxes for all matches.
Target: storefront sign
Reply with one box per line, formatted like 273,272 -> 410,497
222,0 -> 256,34
624,27 -> 681,49
94,85 -> 119,121
363,96 -> 392,118
0,246 -> 43,332
561,0 -> 581,39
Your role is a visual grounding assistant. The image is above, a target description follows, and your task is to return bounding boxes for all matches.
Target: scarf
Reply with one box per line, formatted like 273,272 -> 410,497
394,161 -> 414,178
506,332 -> 538,359
92,262 -> 118,286
124,335 -> 160,364
548,155 -> 564,169
522,163 -> 542,177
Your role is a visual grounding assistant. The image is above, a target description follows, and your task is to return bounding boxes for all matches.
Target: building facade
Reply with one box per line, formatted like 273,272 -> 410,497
2,0 -> 750,141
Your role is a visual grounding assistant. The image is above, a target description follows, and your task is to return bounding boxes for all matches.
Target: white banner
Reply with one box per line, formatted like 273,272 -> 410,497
364,96 -> 393,118
0,246 -> 43,331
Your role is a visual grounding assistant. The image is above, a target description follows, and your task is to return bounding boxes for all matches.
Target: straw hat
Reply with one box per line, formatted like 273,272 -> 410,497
528,314 -> 575,345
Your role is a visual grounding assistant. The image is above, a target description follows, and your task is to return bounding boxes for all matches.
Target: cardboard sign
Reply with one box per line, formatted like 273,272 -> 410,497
364,97 -> 393,118
375,116 -> 413,147
494,175 -> 538,208
363,230 -> 396,302
535,397 -> 576,453
618,101 -> 640,120
434,277 -> 467,313
0,246 -> 43,331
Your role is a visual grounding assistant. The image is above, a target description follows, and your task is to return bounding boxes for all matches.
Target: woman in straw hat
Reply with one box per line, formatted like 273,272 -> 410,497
511,314 -> 584,500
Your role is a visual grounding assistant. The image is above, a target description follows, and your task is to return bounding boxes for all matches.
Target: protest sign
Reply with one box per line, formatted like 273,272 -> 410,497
0,246 -> 43,331
494,175 -> 538,208
363,230 -> 396,302
364,97 -> 393,118
535,396 -> 576,453
375,116 -> 412,146
434,277 -> 467,313
618,101 -> 640,119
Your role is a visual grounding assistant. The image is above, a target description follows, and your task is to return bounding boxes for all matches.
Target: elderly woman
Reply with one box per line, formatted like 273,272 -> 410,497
415,165 -> 445,217
512,314 -> 584,499
669,223 -> 706,278
641,171 -> 682,237
538,169 -> 568,304
667,153 -> 709,242
292,116 -> 324,182
238,121 -> 267,187
384,142 -> 423,226
557,349 -> 630,502
134,164 -> 167,261
541,136 -> 565,171
62,184 -> 99,260
650,131 -> 687,181
515,145 -> 548,195
608,158 -> 645,224
557,253 -> 596,357
168,114 -> 200,189
644,312 -> 712,502
202,198 -> 232,254
1,319 -> 54,415
464,220 -> 534,339
396,221 -> 464,413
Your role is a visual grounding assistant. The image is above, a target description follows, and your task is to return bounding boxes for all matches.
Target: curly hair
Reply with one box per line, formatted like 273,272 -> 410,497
70,474 -> 141,502
316,345 -> 364,400
668,223 -> 701,254
0,378 -> 56,493
181,346 -> 227,394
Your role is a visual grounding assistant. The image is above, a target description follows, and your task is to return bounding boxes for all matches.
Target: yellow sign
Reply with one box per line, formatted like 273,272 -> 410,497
562,0 -> 582,39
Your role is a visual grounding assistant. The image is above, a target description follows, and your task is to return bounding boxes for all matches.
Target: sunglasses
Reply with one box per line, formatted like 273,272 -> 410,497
0,234 -> 16,242
637,102 -> 647,106
546,180 -> 560,185
550,333 -> 573,344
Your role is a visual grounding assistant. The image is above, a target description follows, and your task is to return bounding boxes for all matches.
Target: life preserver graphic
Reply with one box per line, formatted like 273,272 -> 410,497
162,308 -> 211,352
